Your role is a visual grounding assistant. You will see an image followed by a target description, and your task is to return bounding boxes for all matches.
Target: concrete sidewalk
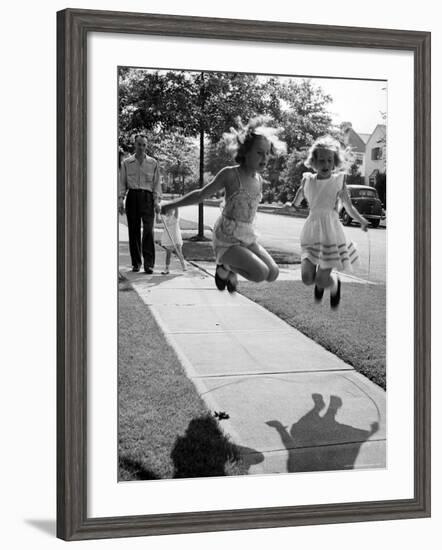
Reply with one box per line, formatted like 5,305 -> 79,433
119,223 -> 386,475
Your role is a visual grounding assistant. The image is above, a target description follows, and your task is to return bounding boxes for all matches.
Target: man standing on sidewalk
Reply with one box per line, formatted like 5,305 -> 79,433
119,135 -> 162,273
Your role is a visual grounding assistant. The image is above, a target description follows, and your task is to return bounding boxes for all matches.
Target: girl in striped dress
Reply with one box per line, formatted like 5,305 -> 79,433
292,136 -> 369,308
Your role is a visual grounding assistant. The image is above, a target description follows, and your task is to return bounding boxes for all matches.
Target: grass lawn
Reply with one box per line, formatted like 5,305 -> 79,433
239,281 -> 386,390
118,282 -> 248,481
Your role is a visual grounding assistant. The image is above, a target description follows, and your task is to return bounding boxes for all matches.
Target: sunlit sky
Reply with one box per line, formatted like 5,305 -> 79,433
264,74 -> 387,135
304,77 -> 387,135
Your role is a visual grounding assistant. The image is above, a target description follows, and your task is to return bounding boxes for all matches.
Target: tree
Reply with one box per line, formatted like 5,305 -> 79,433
278,79 -> 335,151
155,134 -> 199,194
119,69 -> 200,150
279,148 -> 313,197
346,161 -> 364,185
266,79 -> 337,196
205,139 -> 235,178
119,69 -> 281,238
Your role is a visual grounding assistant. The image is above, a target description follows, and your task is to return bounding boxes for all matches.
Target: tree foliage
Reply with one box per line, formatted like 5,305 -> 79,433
119,68 -> 341,205
119,69 -> 282,145
278,79 -> 335,151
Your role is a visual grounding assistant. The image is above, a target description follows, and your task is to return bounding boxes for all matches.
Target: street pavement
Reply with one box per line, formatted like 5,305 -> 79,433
119,223 -> 386,475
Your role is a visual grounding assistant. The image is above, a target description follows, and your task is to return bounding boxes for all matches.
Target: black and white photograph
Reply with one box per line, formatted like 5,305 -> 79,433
1,0 -> 436,545
117,67 -> 387,481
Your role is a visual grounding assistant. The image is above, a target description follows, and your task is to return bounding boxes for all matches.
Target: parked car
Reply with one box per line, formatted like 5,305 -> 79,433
340,184 -> 385,228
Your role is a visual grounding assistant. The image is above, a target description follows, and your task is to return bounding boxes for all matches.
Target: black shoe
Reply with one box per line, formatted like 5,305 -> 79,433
144,266 -> 154,274
215,265 -> 228,291
132,265 -> 141,272
330,278 -> 341,309
226,272 -> 238,293
314,285 -> 324,302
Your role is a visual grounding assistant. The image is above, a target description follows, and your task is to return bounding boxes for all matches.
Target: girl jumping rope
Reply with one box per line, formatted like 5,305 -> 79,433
292,135 -> 369,308
161,116 -> 286,292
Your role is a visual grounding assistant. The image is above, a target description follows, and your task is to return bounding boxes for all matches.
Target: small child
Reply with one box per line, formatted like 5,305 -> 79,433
292,135 -> 369,308
159,207 -> 184,275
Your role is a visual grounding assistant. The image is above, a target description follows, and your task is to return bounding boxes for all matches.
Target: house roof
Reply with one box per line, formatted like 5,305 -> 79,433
343,124 -> 386,154
356,125 -> 386,150
345,128 -> 366,153
366,124 -> 386,144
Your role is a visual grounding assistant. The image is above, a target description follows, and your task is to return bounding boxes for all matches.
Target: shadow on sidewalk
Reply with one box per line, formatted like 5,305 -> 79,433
122,271 -> 184,288
171,414 -> 263,478
266,393 -> 379,472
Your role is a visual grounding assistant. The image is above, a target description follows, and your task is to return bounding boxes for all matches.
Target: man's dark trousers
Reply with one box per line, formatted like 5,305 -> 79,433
125,189 -> 155,269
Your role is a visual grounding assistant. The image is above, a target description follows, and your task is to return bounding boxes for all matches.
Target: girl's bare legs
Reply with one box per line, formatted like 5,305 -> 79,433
315,267 -> 334,289
247,242 -> 279,282
302,261 -> 337,290
176,245 -> 186,270
301,259 -> 316,285
315,267 -> 339,294
220,245 -> 270,283
301,260 -> 339,306
316,266 -> 340,308
162,249 -> 172,274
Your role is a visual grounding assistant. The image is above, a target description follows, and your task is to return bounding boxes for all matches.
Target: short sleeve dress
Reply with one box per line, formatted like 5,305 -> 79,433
300,172 -> 359,271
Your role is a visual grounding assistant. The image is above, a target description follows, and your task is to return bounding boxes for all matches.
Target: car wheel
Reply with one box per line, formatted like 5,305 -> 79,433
370,219 -> 380,228
342,211 -> 352,226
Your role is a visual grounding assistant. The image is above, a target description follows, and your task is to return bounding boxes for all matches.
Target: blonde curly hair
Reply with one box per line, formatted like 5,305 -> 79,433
305,135 -> 351,171
223,116 -> 287,164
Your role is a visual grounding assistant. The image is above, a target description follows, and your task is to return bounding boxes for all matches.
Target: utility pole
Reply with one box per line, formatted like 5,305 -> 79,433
191,71 -> 210,241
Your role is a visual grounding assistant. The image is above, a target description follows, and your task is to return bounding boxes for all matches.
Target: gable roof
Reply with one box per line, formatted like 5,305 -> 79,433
371,124 -> 386,134
345,128 -> 366,153
366,124 -> 387,147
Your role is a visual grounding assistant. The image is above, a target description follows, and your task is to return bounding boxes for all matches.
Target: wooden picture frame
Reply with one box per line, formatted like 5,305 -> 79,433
57,8 -> 431,541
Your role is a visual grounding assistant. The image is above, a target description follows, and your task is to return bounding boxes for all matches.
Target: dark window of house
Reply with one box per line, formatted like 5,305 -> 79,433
371,147 -> 382,160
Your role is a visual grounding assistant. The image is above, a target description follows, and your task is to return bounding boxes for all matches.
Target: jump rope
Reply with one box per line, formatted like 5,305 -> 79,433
366,229 -> 372,282
159,204 -> 372,280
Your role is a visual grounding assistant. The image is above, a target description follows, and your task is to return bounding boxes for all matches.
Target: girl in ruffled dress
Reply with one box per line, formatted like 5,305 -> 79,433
292,136 -> 369,308
161,116 -> 286,292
